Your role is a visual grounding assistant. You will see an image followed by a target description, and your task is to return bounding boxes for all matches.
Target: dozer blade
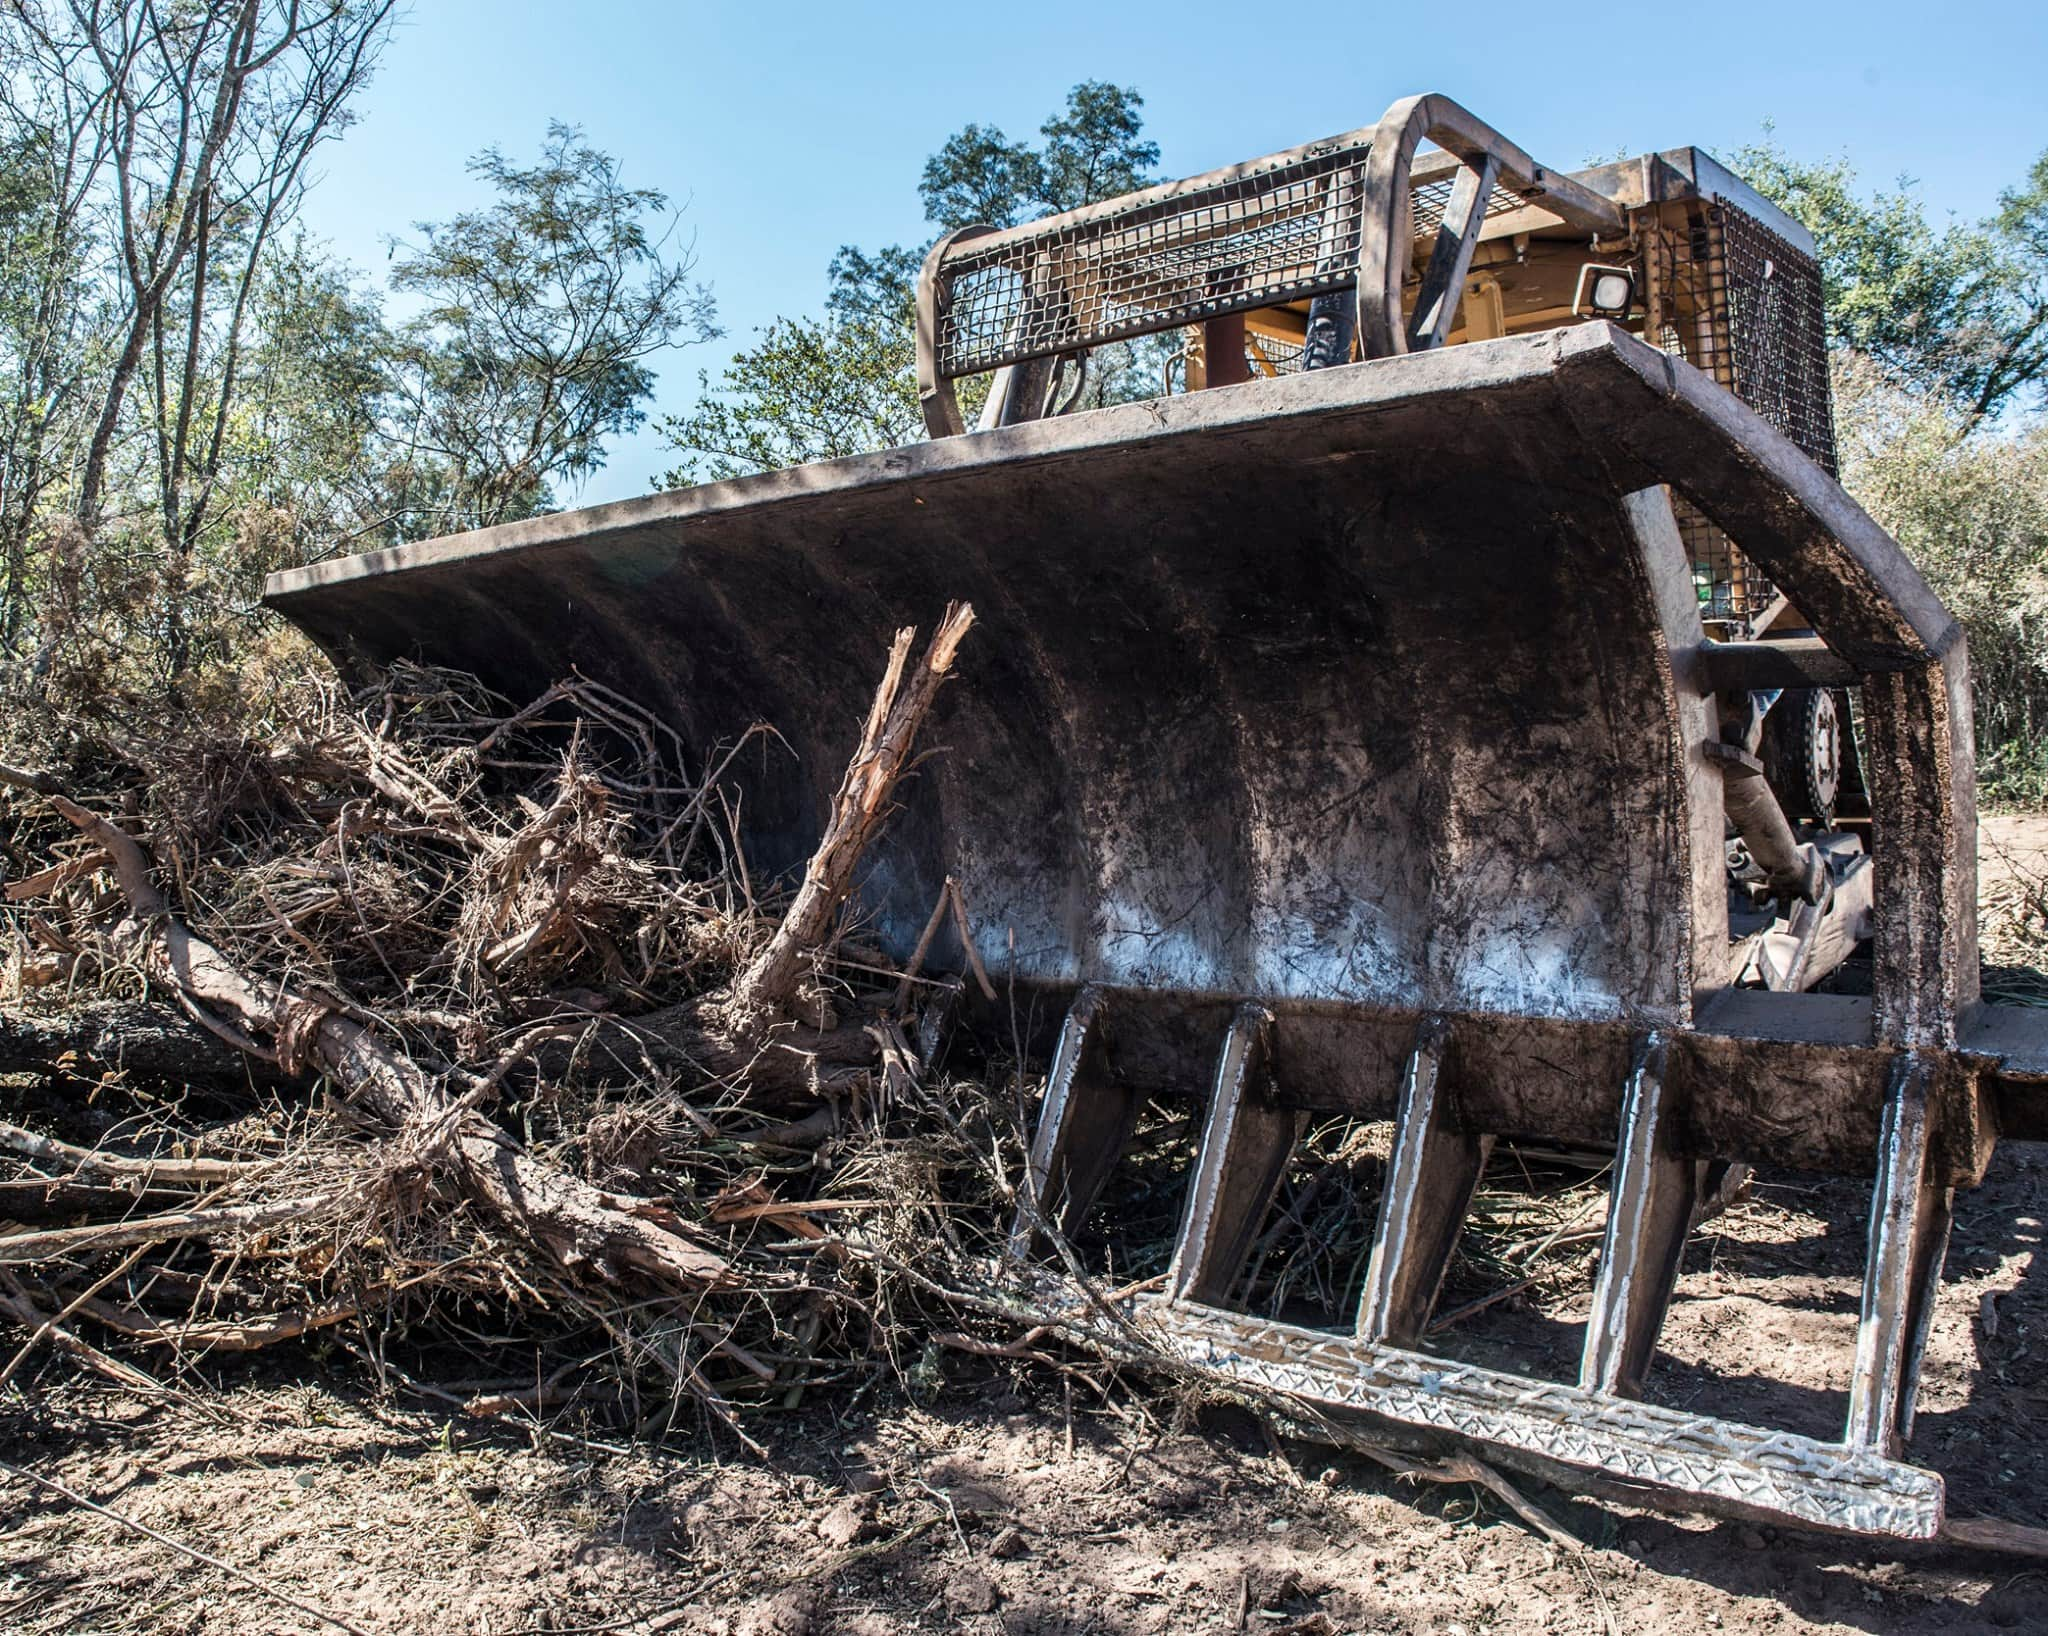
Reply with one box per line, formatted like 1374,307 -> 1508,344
267,324 -> 2048,1540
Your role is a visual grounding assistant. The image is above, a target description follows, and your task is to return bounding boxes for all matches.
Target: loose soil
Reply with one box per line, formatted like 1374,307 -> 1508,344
5,824 -> 2048,1635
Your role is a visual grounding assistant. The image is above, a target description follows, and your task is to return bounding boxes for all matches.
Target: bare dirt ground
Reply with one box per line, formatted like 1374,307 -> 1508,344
5,825 -> 2048,1636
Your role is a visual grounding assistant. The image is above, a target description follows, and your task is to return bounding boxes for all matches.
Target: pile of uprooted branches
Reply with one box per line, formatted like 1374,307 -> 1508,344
21,616 -> 1966,1555
0,608 -> 1056,1442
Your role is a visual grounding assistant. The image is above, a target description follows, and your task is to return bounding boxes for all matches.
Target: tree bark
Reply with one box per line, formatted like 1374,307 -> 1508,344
722,603 -> 975,1027
0,1000 -> 283,1095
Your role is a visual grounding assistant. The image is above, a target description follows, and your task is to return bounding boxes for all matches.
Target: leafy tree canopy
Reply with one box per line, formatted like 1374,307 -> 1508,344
919,124 -> 1043,233
918,81 -> 1157,230
659,83 -> 1156,484
389,122 -> 719,531
1035,81 -> 1159,215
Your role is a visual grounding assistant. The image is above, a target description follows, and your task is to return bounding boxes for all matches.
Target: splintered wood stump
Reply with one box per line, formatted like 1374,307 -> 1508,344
723,602 -> 976,1028
622,603 -> 979,1104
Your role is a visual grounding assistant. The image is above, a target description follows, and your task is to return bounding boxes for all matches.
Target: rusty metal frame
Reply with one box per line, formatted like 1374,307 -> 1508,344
1356,1015 -> 1489,1346
970,342 -> 1993,1537
913,93 -> 1623,438
1167,1004 -> 1300,1305
1061,1296 -> 1945,1537
1352,94 -> 1620,359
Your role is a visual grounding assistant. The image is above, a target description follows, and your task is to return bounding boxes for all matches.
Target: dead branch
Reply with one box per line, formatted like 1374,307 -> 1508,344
0,1179 -> 193,1220
62,1293 -> 366,1353
1,758 -> 734,1296
0,1119 -> 268,1185
0,1279 -> 169,1397
557,608 -> 980,1110
1350,1442 -> 1587,1552
0,1193 -> 339,1264
723,603 -> 975,1027
1942,1515 -> 2048,1560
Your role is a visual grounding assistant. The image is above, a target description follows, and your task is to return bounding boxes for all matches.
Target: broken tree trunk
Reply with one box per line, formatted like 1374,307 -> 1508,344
724,603 -> 977,1027
615,604 -> 979,1105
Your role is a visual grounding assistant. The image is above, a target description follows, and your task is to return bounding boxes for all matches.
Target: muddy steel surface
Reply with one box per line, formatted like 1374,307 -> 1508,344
266,324 -> 2037,1540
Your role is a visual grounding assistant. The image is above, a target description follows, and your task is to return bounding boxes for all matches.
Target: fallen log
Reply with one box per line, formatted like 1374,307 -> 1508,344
0,1118 -> 268,1185
0,1179 -> 194,1221
0,1194 -> 340,1265
0,999 -> 281,1095
58,1292 -> 368,1354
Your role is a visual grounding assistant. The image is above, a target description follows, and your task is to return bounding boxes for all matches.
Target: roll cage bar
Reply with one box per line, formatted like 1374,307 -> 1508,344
913,93 -> 1626,439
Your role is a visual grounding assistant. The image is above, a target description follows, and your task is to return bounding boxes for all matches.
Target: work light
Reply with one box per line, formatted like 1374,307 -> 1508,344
1574,263 -> 1637,319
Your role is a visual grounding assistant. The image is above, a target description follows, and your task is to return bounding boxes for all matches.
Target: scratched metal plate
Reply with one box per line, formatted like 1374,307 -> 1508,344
265,327 -> 1943,1031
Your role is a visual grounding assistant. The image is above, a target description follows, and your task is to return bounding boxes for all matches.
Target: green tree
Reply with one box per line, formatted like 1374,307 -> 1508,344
657,247 -> 923,487
1834,355 -> 2048,801
0,13 -> 731,732
656,315 -> 922,485
659,84 -> 1156,481
1,0 -> 398,696
920,125 -> 1042,232
918,82 -> 1155,229
0,120 -> 96,668
385,123 -> 719,533
1975,155 -> 2048,423
227,236 -> 392,553
824,244 -> 924,328
1035,81 -> 1158,214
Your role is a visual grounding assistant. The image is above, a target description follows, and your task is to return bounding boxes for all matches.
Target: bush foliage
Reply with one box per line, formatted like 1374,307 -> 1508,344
1833,356 -> 2048,805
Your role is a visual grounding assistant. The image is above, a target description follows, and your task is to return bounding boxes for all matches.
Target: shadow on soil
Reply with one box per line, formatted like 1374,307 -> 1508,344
4,1149 -> 2046,1633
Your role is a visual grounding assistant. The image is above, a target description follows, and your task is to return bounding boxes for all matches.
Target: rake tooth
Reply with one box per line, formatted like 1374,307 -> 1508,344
1009,986 -> 1135,1255
1846,1052 -> 1956,1454
1356,1015 -> 1491,1346
1167,1004 -> 1301,1307
1581,1032 -> 1699,1397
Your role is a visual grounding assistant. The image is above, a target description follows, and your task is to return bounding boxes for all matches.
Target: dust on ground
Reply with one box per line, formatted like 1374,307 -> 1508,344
5,823 -> 2048,1635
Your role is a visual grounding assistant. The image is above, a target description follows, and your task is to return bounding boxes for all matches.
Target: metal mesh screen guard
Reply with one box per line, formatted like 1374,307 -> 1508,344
1662,201 -> 1839,624
1722,202 -> 1838,476
932,139 -> 1525,380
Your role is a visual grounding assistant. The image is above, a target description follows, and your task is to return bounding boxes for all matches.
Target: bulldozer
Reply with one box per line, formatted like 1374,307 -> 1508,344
265,95 -> 2048,1540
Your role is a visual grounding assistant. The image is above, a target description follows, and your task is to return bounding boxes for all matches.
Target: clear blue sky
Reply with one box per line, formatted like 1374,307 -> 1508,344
301,0 -> 2048,507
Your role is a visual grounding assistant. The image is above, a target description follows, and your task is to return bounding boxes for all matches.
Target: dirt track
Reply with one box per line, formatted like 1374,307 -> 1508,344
6,1162 -> 2043,1633
5,828 -> 2048,1634
4,1174 -> 2044,1636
